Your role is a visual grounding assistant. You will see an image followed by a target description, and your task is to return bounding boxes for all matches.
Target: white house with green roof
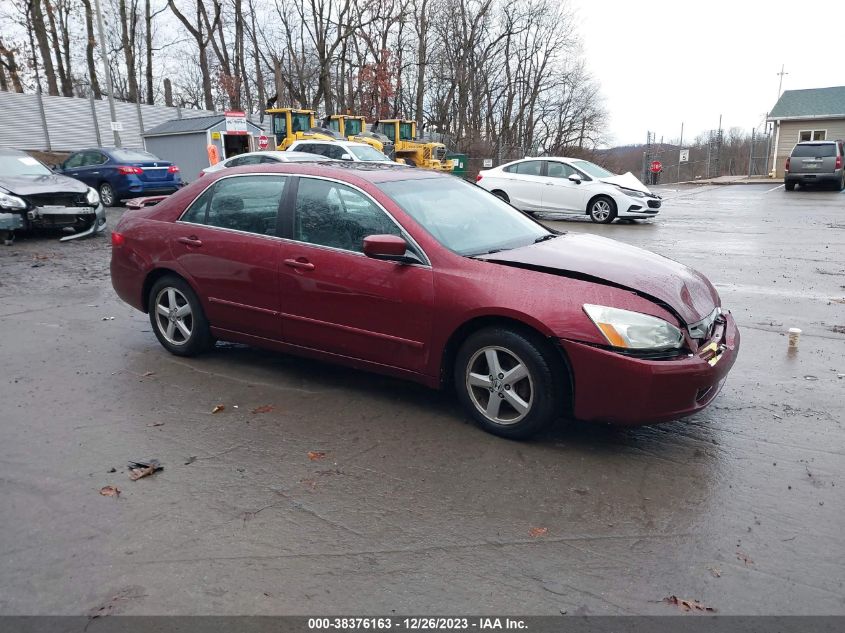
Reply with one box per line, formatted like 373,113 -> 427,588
767,86 -> 845,177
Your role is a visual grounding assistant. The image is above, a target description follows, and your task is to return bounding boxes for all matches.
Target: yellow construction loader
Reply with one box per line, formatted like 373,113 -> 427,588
322,114 -> 394,157
373,119 -> 453,171
267,107 -> 337,150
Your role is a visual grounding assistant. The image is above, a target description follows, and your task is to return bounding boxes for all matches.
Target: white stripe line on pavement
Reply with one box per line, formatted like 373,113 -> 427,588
766,184 -> 785,192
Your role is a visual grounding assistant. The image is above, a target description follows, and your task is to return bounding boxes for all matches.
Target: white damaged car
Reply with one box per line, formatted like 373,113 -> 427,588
476,157 -> 661,223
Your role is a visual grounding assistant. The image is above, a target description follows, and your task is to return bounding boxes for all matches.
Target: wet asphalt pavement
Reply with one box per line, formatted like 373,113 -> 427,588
0,183 -> 843,615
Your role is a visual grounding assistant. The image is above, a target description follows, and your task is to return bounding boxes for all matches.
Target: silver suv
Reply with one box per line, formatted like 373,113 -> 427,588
785,140 -> 845,191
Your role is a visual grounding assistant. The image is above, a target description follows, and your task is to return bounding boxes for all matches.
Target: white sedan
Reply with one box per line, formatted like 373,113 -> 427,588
200,150 -> 331,176
476,157 -> 661,223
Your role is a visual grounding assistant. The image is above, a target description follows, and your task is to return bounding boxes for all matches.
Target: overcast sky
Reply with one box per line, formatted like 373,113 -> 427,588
574,0 -> 845,146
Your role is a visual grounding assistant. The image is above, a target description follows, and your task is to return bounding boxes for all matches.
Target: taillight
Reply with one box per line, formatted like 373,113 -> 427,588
168,165 -> 180,173
785,157 -> 790,172
476,174 -> 483,182
117,166 -> 142,175
111,232 -> 125,247
836,156 -> 842,170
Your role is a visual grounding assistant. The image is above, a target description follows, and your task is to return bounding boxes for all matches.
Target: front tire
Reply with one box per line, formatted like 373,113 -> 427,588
148,276 -> 213,357
588,196 -> 617,223
454,327 -> 564,439
784,181 -> 795,191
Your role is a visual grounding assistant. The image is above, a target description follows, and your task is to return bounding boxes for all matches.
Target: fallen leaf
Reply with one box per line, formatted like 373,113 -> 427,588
251,404 -> 274,414
664,595 -> 716,612
529,527 -> 548,538
184,456 -> 197,465
99,485 -> 121,497
128,466 -> 155,480
211,404 -> 225,414
307,451 -> 327,461
736,551 -> 754,565
147,422 -> 164,427
708,567 -> 721,578
107,467 -> 117,473
142,371 -> 155,377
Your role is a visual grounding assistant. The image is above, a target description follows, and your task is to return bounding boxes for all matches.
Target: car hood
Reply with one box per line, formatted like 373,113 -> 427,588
598,172 -> 653,195
481,233 -> 719,324
0,173 -> 88,196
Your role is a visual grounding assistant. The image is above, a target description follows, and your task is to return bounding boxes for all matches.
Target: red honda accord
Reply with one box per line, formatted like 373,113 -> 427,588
111,163 -> 739,438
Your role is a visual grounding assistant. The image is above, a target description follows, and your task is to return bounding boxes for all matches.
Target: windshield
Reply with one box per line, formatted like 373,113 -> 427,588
349,145 -> 390,161
792,143 -> 835,158
571,160 -> 614,178
345,118 -> 363,136
0,154 -> 52,176
379,178 -> 549,256
399,122 -> 414,141
111,149 -> 158,162
292,112 -> 312,133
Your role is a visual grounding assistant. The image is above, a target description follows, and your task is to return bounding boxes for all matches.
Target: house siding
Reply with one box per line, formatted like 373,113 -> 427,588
775,118 -> 845,177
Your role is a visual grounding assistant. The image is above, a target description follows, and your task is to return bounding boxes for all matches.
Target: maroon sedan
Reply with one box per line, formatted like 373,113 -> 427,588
111,163 -> 739,439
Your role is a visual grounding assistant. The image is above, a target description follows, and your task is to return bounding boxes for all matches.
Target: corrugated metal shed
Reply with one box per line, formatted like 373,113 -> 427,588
769,86 -> 845,120
144,115 -> 229,136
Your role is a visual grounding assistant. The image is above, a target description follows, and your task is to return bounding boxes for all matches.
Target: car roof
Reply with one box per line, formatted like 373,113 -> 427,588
291,139 -> 369,148
0,148 -> 28,157
212,161 -> 437,185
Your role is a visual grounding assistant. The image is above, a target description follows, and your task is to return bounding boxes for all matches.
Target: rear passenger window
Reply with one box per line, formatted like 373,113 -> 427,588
513,161 -> 542,176
180,176 -> 285,236
181,187 -> 213,224
293,178 -> 402,252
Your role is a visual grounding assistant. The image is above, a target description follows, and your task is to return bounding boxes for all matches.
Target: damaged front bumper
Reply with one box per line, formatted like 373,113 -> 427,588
21,203 -> 107,242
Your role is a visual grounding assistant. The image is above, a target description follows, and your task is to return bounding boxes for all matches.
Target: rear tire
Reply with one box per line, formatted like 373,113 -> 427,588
454,327 -> 564,440
99,182 -> 117,207
148,275 -> 213,357
838,173 -> 845,192
784,181 -> 795,191
491,189 -> 510,204
588,195 -> 617,224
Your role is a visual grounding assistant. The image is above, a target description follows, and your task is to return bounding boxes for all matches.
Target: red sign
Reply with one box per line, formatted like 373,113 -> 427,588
258,134 -> 269,150
649,160 -> 663,173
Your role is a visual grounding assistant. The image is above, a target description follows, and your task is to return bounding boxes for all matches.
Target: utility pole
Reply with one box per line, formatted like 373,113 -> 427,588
677,122 -> 683,184
776,64 -> 788,101
93,0 -> 121,147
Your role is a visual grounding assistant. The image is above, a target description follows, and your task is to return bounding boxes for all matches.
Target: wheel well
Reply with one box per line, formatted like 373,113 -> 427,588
491,189 -> 508,199
440,315 -> 574,412
141,268 -> 184,313
586,193 -> 615,215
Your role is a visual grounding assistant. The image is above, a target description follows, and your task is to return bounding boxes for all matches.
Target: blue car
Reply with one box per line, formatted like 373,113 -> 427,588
59,147 -> 183,207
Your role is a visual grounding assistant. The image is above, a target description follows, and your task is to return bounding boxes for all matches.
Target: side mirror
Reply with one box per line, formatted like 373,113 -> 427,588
363,234 -> 423,264
341,153 -> 353,161
568,174 -> 582,184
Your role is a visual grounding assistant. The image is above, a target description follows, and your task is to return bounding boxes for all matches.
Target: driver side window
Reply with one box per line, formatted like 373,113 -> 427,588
293,178 -> 402,253
545,161 -> 575,178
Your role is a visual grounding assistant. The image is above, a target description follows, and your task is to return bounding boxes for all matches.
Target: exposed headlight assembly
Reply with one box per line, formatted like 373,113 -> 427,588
86,187 -> 100,206
583,304 -> 684,351
0,191 -> 27,210
615,186 -> 646,198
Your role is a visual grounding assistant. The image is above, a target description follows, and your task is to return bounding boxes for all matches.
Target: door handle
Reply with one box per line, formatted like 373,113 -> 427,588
177,236 -> 203,247
284,258 -> 315,271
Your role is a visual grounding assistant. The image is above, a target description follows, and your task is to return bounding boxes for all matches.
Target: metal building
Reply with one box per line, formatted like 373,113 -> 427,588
142,114 -> 266,182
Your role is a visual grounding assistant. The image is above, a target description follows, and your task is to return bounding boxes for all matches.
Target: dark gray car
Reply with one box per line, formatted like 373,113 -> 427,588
0,149 -> 106,243
784,140 -> 845,191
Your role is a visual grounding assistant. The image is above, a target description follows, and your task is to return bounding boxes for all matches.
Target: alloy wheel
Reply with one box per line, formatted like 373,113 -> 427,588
591,200 -> 611,221
154,287 -> 193,346
465,346 -> 533,425
99,184 -> 114,206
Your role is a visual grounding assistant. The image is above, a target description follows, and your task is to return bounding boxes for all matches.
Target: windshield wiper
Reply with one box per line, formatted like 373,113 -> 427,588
534,233 -> 558,244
